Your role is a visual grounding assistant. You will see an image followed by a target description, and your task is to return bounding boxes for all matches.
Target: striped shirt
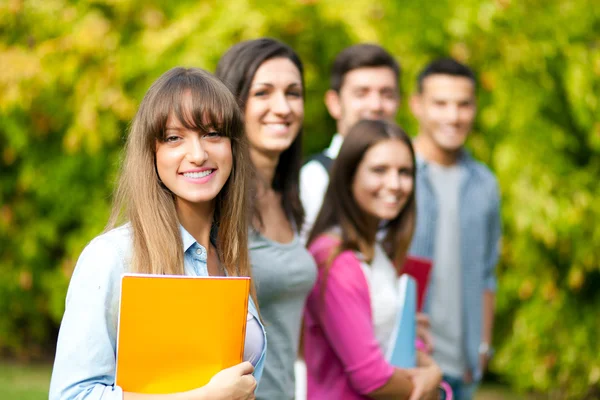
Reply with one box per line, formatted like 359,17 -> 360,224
409,150 -> 501,381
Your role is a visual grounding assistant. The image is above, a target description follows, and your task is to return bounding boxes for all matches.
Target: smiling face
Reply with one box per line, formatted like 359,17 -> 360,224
352,138 -> 414,222
244,57 -> 304,156
326,66 -> 400,137
411,74 -> 476,156
155,92 -> 233,211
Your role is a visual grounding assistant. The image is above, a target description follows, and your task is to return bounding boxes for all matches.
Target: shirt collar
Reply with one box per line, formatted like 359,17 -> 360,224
324,133 -> 344,159
179,224 -> 198,253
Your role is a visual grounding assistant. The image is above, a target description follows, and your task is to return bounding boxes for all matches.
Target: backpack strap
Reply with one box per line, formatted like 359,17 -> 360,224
304,152 -> 334,172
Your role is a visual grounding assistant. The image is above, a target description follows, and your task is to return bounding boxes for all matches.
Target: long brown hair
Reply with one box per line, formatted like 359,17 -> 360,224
106,67 -> 256,300
308,119 -> 416,281
215,38 -> 305,231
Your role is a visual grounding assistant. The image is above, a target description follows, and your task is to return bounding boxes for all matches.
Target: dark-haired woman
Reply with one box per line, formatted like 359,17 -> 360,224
303,120 -> 443,400
216,38 -> 317,400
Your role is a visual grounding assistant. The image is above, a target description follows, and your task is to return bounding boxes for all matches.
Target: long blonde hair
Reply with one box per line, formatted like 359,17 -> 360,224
106,67 -> 255,296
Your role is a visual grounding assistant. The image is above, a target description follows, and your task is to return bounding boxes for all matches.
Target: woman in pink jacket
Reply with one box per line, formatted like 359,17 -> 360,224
303,119 -> 443,400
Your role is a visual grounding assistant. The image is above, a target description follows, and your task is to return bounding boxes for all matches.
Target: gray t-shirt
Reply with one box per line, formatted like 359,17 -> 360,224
250,230 -> 317,400
427,162 -> 467,377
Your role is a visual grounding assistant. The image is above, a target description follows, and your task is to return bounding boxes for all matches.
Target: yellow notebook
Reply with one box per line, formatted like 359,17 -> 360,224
115,273 -> 250,394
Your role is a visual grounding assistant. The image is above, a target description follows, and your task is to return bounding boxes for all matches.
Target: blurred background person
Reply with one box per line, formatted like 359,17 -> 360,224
49,67 -> 265,400
216,38 -> 317,400
296,43 -> 434,400
303,119 -> 443,400
409,58 -> 502,400
299,43 -> 401,242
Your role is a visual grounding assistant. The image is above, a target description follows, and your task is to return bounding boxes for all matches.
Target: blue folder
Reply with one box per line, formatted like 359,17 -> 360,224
385,275 -> 417,368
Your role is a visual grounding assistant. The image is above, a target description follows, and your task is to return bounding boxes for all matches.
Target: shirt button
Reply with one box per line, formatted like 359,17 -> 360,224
196,248 -> 202,255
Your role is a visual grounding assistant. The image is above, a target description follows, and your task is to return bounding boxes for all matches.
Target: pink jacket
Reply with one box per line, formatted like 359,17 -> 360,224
303,235 -> 394,399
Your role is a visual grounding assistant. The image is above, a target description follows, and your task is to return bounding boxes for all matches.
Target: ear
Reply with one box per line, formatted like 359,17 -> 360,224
324,89 -> 342,120
409,94 -> 422,118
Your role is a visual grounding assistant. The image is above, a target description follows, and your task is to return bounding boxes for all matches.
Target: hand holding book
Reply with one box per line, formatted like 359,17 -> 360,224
197,362 -> 256,400
123,362 -> 256,400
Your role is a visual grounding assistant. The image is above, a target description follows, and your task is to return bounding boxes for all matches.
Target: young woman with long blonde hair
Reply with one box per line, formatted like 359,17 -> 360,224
50,67 -> 266,400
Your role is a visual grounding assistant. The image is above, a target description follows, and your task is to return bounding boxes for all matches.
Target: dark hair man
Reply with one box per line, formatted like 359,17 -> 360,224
300,44 -> 401,240
409,58 -> 502,400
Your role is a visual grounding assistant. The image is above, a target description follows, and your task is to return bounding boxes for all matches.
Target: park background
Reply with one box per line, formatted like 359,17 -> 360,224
1,0 -> 599,398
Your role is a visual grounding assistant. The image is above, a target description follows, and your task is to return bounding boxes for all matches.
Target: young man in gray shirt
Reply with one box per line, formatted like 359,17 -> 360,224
409,58 -> 502,400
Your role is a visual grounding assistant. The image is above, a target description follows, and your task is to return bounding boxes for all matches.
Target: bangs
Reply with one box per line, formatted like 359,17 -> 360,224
146,68 -> 243,141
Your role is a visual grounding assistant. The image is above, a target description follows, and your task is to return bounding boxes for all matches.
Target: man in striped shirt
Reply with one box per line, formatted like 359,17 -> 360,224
409,58 -> 502,400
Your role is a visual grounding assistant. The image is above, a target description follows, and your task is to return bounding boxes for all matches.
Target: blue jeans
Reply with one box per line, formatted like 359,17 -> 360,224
443,375 -> 479,400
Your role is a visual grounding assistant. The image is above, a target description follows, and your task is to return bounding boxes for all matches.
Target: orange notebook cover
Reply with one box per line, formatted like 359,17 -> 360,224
115,274 -> 250,394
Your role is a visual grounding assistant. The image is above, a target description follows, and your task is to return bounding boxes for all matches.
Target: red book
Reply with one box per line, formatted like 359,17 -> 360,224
399,256 -> 433,312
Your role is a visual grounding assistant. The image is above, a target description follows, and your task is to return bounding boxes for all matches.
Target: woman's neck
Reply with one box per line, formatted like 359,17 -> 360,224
175,199 -> 214,251
250,147 -> 279,190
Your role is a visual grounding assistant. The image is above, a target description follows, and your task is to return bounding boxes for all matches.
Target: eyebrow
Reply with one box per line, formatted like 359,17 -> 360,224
252,82 -> 302,88
368,161 -> 414,168
431,96 -> 474,103
351,85 -> 397,91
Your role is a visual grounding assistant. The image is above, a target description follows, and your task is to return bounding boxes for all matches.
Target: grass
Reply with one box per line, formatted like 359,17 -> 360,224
0,361 -> 525,400
477,383 -> 528,400
0,362 -> 51,400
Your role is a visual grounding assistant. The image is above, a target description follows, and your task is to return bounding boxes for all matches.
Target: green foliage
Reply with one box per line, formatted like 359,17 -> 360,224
0,362 -> 51,400
1,0 -> 599,397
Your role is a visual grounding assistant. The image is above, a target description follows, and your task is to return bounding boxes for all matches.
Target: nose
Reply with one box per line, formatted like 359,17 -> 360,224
271,92 -> 292,116
386,171 -> 402,191
186,136 -> 207,164
445,104 -> 460,123
367,93 -> 384,115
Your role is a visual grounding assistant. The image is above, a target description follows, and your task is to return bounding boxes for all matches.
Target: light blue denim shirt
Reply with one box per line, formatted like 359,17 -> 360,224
409,151 -> 501,381
49,224 -> 267,400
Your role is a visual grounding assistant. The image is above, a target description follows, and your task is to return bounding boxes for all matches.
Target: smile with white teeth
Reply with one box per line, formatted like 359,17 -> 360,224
382,196 -> 399,203
182,170 -> 213,179
264,123 -> 289,133
440,127 -> 460,134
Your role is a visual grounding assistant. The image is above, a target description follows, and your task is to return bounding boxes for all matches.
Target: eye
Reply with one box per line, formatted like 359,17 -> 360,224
164,134 -> 181,143
287,89 -> 303,98
399,168 -> 413,176
204,130 -> 223,138
381,89 -> 397,99
253,90 -> 268,97
370,166 -> 386,174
